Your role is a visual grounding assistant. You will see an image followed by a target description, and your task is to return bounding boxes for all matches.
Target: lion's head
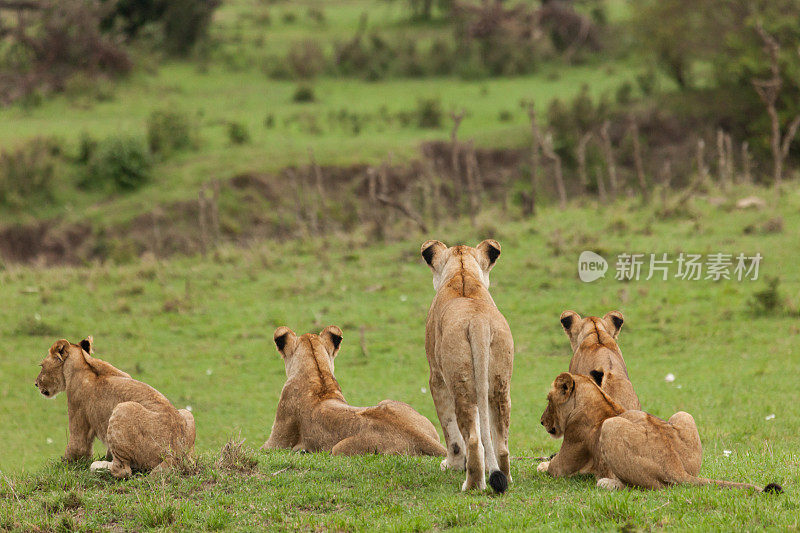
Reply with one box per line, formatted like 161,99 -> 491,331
35,337 -> 94,398
540,372 -> 578,439
420,239 -> 501,292
272,325 -> 343,377
559,310 -> 624,352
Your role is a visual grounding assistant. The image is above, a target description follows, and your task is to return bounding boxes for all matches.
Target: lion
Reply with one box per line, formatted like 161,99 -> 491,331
35,337 -> 195,478
538,372 -> 782,493
261,326 -> 446,457
420,240 -> 514,493
559,310 -> 640,410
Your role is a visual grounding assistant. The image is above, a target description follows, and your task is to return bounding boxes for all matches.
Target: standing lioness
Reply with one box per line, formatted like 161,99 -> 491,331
421,240 -> 514,493
262,326 -> 446,456
35,338 -> 195,478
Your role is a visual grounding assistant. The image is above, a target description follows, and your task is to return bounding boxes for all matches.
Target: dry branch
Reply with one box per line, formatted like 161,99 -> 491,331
599,120 -> 618,197
376,194 -> 428,233
628,119 -> 649,202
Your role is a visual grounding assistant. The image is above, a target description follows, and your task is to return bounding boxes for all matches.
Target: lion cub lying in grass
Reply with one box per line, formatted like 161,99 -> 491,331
262,326 -> 446,457
538,372 -> 781,493
559,310 -> 640,410
35,338 -> 195,478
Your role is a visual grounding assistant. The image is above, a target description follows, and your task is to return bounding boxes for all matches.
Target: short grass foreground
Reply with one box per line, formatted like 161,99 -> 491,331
1,187 -> 800,530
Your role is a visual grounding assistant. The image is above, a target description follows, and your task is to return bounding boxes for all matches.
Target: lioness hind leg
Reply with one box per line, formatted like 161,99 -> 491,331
331,434 -> 385,456
489,378 -> 511,482
454,400 -> 485,491
429,371 -> 466,470
599,417 -> 668,490
668,411 -> 702,477
108,457 -> 132,479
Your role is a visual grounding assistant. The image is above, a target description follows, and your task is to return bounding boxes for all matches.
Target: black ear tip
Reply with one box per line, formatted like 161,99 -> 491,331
611,315 -> 624,329
589,370 -> 604,387
764,483 -> 783,494
422,244 -> 436,266
274,333 -> 289,352
560,315 -> 574,329
486,244 -> 500,264
79,339 -> 91,352
330,334 -> 342,349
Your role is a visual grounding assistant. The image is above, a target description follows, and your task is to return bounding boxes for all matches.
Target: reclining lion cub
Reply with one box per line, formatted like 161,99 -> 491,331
538,372 -> 781,493
421,240 -> 514,493
559,310 -> 640,410
35,337 -> 195,478
261,326 -> 446,457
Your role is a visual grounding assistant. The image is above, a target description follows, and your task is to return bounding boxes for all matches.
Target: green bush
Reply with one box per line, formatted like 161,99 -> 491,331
415,98 -> 443,129
228,122 -> 251,145
0,138 -> 59,206
146,108 -> 196,155
83,135 -> 152,191
292,85 -> 316,103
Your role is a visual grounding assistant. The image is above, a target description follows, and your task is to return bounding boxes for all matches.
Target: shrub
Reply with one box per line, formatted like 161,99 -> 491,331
228,122 -> 251,145
0,138 -> 59,206
292,85 -> 316,103
76,133 -> 98,165
83,135 -> 152,191
749,276 -> 784,316
146,109 -> 196,155
287,40 -> 326,79
415,98 -> 443,129
615,81 -> 634,105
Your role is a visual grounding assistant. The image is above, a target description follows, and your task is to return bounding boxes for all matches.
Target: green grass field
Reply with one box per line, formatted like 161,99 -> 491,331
2,187 -> 798,530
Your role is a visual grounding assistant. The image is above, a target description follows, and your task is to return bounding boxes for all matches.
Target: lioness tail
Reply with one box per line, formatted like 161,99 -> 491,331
691,477 -> 783,494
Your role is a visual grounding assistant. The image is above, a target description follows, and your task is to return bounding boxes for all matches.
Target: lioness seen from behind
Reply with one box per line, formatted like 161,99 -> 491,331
262,326 -> 446,456
421,239 -> 514,493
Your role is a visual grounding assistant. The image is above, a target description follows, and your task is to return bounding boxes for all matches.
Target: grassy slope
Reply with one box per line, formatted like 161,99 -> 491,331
1,186 -> 799,530
0,0 -> 643,227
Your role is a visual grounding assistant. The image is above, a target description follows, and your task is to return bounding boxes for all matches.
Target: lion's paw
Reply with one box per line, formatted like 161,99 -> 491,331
536,461 -> 550,473
441,457 -> 466,471
90,460 -> 112,472
597,477 -> 625,490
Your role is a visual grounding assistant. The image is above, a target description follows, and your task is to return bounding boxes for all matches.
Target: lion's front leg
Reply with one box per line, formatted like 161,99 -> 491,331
64,412 -> 93,462
539,443 -> 588,478
429,370 -> 465,471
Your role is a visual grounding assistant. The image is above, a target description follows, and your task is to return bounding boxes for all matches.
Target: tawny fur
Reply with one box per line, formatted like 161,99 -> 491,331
560,310 -> 640,410
539,372 -> 769,491
421,240 -> 514,492
35,338 -> 195,478
261,326 -> 446,457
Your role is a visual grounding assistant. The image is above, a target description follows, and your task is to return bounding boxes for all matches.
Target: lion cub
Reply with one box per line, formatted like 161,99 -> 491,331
559,310 -> 640,410
262,326 -> 446,457
538,372 -> 781,493
35,338 -> 195,478
421,240 -> 514,493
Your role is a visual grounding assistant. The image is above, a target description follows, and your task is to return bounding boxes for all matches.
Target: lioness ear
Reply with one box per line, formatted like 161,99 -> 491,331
273,327 -> 297,357
319,325 -> 343,358
589,369 -> 604,387
476,239 -> 501,272
79,336 -> 93,354
560,310 -> 581,350
421,240 -> 447,272
50,339 -> 71,362
603,311 -> 624,339
554,372 -> 575,399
